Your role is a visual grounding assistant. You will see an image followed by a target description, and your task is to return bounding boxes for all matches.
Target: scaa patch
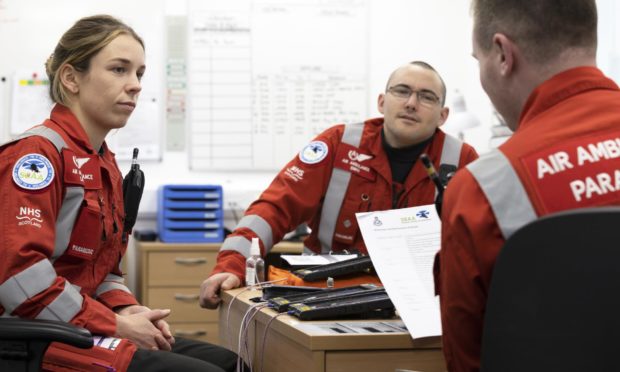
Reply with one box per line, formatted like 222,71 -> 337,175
299,141 -> 328,164
12,153 -> 55,190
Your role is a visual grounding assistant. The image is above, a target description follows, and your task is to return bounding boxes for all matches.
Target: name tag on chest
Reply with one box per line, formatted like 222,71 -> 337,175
334,143 -> 376,181
62,150 -> 102,189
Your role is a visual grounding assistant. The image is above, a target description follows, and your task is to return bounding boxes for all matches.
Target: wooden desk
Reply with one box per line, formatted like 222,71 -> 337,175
219,288 -> 446,372
270,241 -> 305,254
136,241 -> 303,345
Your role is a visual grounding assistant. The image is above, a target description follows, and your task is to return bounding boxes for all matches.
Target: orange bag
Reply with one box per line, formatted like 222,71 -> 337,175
268,266 -> 382,288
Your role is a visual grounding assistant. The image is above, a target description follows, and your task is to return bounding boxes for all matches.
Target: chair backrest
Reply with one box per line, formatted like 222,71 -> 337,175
481,207 -> 620,372
0,318 -> 92,371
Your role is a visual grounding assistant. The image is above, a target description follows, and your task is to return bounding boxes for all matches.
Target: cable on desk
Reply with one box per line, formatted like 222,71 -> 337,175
237,303 -> 268,372
225,278 -> 286,350
224,279 -> 288,372
237,303 -> 259,372
226,286 -> 253,350
259,312 -> 287,372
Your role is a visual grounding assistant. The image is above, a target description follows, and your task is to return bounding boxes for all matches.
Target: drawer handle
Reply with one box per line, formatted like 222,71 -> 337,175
174,330 -> 207,337
174,257 -> 207,265
174,293 -> 200,301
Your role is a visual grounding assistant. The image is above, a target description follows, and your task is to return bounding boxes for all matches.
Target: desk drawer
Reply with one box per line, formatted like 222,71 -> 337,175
170,322 -> 220,345
148,251 -> 216,286
325,349 -> 445,372
146,287 -> 217,323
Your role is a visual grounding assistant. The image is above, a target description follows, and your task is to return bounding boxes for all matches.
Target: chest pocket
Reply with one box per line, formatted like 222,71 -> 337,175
64,198 -> 102,261
332,185 -> 373,246
60,148 -> 105,261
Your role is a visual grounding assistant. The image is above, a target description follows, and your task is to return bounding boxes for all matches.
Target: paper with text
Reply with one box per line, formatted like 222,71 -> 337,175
356,204 -> 441,339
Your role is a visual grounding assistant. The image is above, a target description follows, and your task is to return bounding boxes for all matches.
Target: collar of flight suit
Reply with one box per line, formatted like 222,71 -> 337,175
360,117 -> 443,190
519,66 -> 619,131
48,104 -> 115,158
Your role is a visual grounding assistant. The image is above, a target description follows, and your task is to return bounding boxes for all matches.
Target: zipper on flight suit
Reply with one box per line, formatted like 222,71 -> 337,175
111,203 -> 119,234
98,192 -> 107,242
392,183 -> 405,209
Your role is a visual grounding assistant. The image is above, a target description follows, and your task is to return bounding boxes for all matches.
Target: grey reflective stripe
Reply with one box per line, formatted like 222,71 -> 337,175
318,123 -> 365,253
303,246 -> 315,255
15,126 -> 67,152
103,273 -> 124,283
234,215 -> 274,253
220,235 -> 252,258
96,282 -> 131,296
53,187 -> 85,260
96,274 -> 131,297
440,133 -> 463,166
318,169 -> 351,253
0,260 -> 57,314
436,133 -> 463,198
467,150 -> 537,240
14,127 -> 86,261
36,281 -> 83,322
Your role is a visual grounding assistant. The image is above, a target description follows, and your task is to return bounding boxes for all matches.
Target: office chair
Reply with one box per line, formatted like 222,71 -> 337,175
480,207 -> 620,372
0,317 -> 92,371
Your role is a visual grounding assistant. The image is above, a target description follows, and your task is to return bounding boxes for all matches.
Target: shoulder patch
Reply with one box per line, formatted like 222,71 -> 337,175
12,153 -> 55,190
299,141 -> 329,164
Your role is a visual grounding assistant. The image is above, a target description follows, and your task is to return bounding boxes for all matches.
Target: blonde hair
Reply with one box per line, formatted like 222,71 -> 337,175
45,15 -> 144,105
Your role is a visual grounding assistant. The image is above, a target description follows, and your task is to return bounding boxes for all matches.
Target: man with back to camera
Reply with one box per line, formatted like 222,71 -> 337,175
436,1 -> 620,371
199,61 -> 479,309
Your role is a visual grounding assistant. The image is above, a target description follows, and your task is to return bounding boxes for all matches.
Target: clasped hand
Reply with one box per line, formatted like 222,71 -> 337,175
115,305 -> 175,351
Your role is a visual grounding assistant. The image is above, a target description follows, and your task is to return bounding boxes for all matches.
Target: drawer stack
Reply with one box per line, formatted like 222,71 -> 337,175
138,243 -> 220,344
157,185 -> 224,243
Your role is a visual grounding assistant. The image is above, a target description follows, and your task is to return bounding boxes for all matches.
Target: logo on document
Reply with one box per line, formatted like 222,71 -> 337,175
373,216 -> 383,226
416,210 -> 430,219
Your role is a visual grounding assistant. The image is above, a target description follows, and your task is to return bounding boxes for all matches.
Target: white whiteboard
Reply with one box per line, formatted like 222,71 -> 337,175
10,70 -> 53,135
187,0 -> 369,170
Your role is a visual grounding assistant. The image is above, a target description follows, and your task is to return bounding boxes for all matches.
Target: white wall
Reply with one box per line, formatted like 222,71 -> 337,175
4,0 -> 618,219
132,0 -> 489,220
1,0 -> 619,291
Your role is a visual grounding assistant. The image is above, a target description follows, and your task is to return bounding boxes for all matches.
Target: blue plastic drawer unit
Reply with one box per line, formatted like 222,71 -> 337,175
157,185 -> 224,243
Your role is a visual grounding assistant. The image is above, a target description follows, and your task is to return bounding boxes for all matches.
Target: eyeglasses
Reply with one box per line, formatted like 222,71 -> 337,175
387,85 -> 442,107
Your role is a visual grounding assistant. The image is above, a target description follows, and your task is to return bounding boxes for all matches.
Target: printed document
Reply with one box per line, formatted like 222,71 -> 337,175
356,204 -> 441,338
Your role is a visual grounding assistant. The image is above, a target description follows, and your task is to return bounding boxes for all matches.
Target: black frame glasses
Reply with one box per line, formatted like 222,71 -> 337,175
387,85 -> 441,107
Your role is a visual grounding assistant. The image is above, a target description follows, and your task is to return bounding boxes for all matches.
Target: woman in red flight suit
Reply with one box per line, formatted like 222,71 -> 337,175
0,15 -> 238,372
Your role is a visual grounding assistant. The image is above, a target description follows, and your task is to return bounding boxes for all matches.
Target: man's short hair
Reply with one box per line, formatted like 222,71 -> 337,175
385,61 -> 447,106
472,0 -> 597,63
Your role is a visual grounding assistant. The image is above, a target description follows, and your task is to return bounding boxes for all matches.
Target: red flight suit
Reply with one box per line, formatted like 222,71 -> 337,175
437,67 -> 620,372
212,118 -> 479,282
0,104 -> 138,371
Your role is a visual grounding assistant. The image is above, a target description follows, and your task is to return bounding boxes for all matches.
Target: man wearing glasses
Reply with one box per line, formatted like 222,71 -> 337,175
200,61 -> 478,308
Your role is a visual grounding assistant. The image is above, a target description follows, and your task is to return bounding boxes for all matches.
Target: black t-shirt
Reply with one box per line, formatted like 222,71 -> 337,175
382,129 -> 433,207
